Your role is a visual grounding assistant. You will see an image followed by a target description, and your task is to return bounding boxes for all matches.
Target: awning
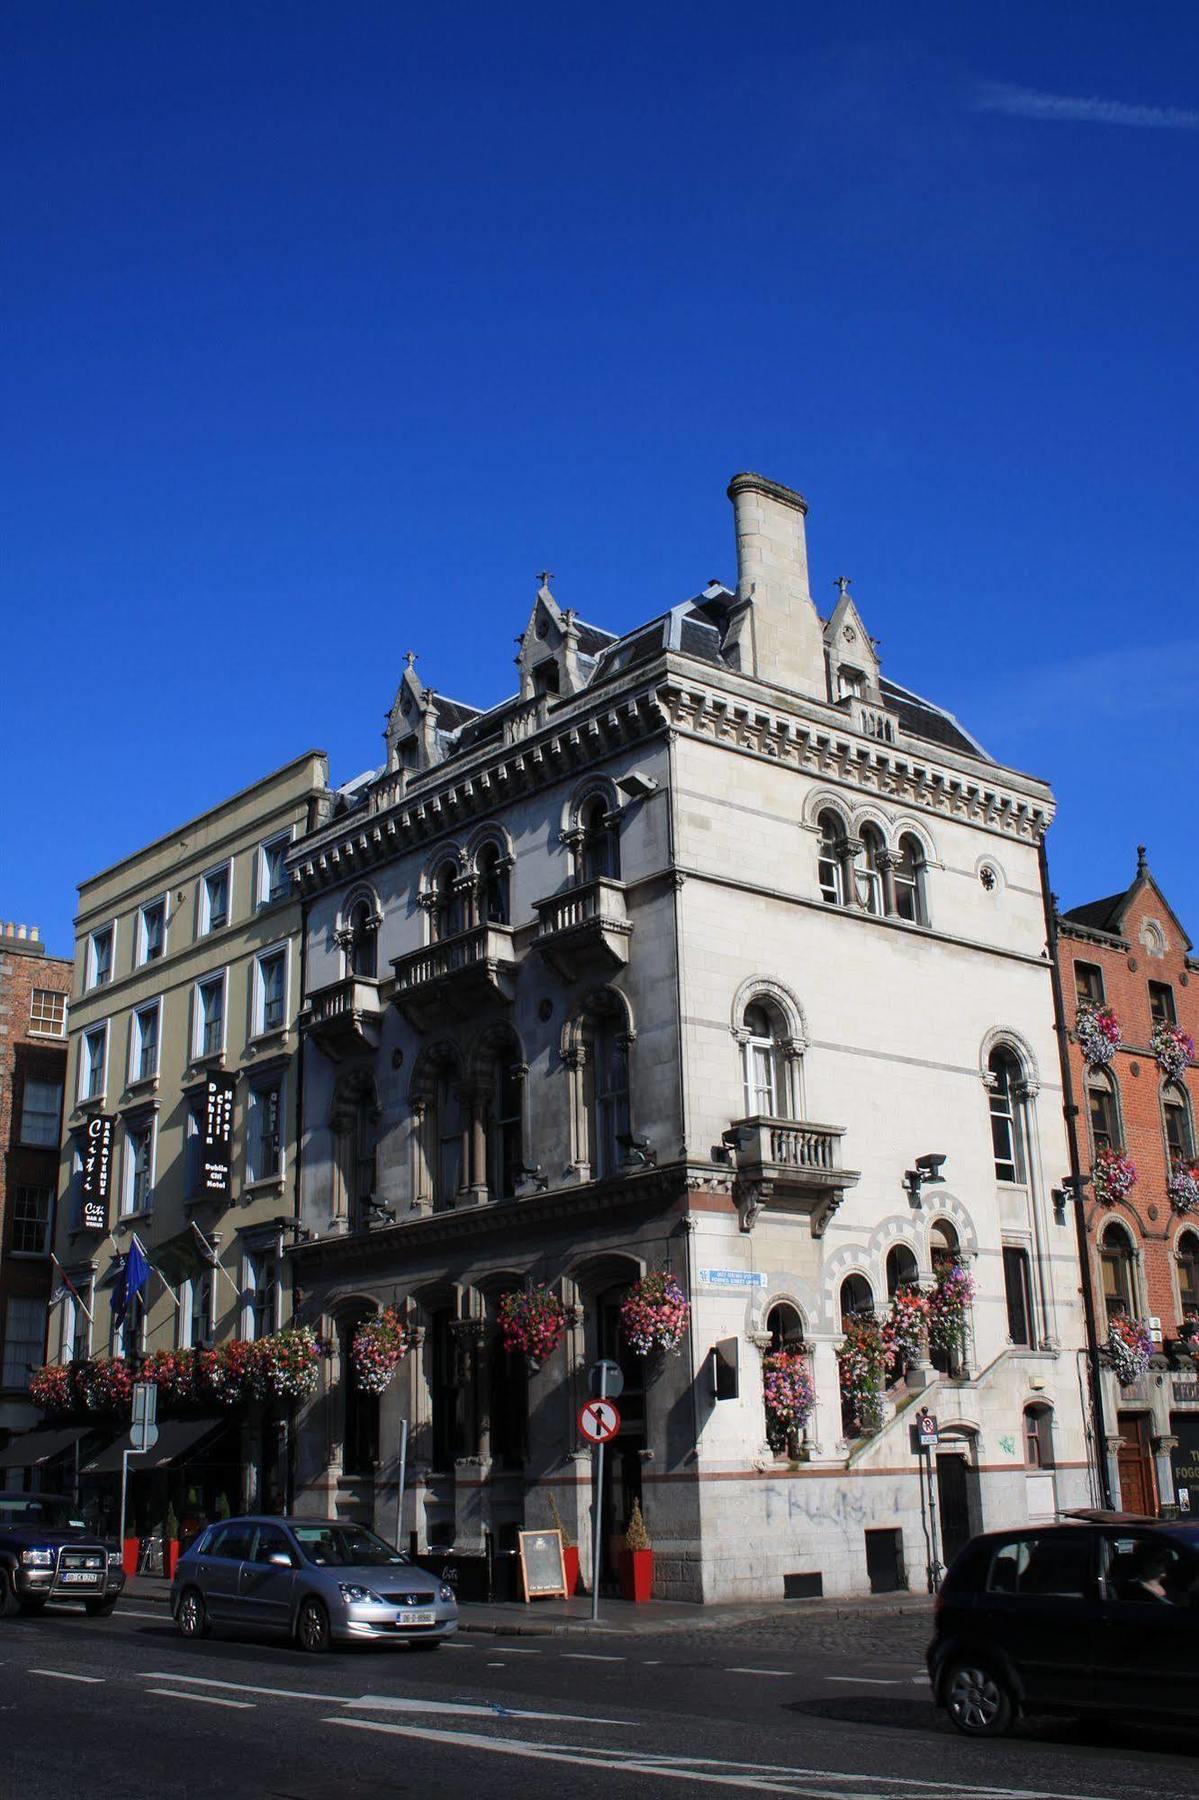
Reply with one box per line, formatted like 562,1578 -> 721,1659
0,1426 -> 92,1470
79,1416 -> 228,1476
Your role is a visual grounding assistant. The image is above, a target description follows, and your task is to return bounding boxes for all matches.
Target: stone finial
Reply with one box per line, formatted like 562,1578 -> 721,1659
834,575 -> 852,598
1136,843 -> 1148,875
404,650 -> 417,669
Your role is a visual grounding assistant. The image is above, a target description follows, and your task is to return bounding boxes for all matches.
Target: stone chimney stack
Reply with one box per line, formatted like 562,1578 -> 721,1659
727,473 -> 826,700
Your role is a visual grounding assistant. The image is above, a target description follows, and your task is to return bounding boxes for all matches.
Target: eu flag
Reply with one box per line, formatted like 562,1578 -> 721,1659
111,1236 -> 150,1330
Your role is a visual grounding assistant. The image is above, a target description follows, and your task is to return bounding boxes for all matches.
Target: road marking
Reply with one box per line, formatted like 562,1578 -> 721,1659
28,1669 -> 104,1684
146,1687 -> 253,1710
111,1608 -> 169,1622
562,1651 -> 623,1662
726,1667 -> 790,1677
824,1675 -> 903,1686
324,1718 -> 1125,1799
347,1694 -> 633,1725
140,1673 -> 331,1703
486,1645 -> 540,1654
642,1659 -> 662,1665
487,1661 -> 506,1667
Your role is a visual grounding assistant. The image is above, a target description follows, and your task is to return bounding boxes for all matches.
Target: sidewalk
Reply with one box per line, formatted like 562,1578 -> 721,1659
125,1573 -> 932,1637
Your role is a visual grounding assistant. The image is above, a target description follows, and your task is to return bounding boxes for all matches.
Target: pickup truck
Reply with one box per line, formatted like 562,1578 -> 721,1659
0,1490 -> 125,1618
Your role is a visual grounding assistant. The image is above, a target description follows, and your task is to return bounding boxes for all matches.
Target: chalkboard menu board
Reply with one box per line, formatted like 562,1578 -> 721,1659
517,1528 -> 567,1601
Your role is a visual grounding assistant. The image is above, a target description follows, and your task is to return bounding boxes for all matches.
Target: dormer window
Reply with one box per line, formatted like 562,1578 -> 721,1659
838,665 -> 865,700
532,659 -> 559,697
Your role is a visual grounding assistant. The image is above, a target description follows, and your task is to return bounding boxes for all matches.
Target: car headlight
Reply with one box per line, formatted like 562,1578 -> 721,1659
21,1548 -> 55,1567
107,1551 -> 124,1567
439,1584 -> 455,1604
338,1582 -> 383,1604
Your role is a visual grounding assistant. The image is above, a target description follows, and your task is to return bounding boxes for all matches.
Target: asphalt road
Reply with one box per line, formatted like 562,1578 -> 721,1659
0,1599 -> 1194,1800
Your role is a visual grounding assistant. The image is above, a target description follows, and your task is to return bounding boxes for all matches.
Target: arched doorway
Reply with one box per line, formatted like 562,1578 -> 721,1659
339,1309 -> 380,1478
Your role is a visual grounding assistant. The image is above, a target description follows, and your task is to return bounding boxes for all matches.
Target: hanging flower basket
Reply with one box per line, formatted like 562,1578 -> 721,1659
620,1273 -> 690,1356
1076,1002 -> 1121,1068
1152,1020 -> 1194,1081
1093,1146 -> 1137,1207
762,1349 -> 815,1454
1167,1161 -> 1199,1217
350,1307 -> 410,1395
29,1364 -> 73,1416
143,1348 -> 200,1407
1103,1316 -> 1153,1385
882,1285 -> 930,1371
927,1263 -> 977,1355
836,1316 -> 887,1436
250,1327 -> 320,1401
497,1286 -> 566,1362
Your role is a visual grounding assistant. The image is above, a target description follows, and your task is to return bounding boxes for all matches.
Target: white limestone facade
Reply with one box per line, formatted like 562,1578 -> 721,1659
287,474 -> 1093,1600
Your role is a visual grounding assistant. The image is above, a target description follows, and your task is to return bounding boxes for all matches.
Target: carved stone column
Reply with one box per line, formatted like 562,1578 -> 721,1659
876,847 -> 898,918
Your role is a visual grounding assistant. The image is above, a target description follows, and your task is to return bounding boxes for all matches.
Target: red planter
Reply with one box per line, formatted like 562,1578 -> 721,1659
619,1547 -> 653,1604
122,1537 -> 139,1577
563,1545 -> 580,1597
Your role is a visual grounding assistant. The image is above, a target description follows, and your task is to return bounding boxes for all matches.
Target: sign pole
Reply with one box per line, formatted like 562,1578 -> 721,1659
394,1417 -> 409,1552
118,1448 -> 130,1562
925,1446 -> 943,1593
590,1363 -> 609,1623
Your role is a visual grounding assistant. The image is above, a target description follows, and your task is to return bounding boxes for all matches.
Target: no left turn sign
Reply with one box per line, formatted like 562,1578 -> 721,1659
578,1398 -> 621,1444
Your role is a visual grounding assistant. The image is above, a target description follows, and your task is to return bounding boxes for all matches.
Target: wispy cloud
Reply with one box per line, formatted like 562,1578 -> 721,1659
959,639 -> 1199,745
976,81 -> 1199,131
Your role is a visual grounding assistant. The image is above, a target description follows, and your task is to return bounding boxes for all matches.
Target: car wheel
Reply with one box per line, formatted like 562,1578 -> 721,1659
84,1599 -> 117,1618
944,1658 -> 1016,1738
296,1597 -> 331,1654
0,1572 -> 20,1619
176,1586 -> 211,1640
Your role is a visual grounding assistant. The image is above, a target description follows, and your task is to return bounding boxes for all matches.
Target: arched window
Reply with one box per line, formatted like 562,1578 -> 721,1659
477,843 -> 510,927
894,834 -> 926,925
1087,1067 -> 1121,1157
816,811 -> 846,906
1163,1082 -> 1195,1167
580,797 -> 619,883
1178,1230 -> 1199,1323
1100,1223 -> 1136,1324
988,1048 -> 1025,1183
839,1274 -> 874,1327
766,1301 -> 804,1350
582,1009 -> 629,1180
742,1000 -> 791,1119
347,898 -> 377,979
930,1218 -> 960,1273
488,1048 -> 524,1201
856,825 -> 885,915
886,1244 -> 919,1297
1024,1403 -> 1055,1469
331,1070 -> 379,1229
430,861 -> 464,943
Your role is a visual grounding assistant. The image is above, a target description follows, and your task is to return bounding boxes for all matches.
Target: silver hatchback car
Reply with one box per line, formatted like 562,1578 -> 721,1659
170,1516 -> 459,1652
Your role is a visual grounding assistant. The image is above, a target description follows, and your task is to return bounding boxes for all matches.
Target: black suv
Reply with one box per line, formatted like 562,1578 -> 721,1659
928,1517 -> 1199,1736
0,1491 -> 125,1619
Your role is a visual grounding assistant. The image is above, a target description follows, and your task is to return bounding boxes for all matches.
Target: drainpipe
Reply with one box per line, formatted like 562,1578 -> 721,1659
1038,838 -> 1113,1509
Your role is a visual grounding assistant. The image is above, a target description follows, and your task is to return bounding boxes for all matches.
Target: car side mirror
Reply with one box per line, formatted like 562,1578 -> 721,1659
268,1552 -> 294,1568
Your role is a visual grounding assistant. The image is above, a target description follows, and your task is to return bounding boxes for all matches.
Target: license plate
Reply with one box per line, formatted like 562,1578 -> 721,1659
59,1572 -> 101,1585
397,1609 -> 436,1626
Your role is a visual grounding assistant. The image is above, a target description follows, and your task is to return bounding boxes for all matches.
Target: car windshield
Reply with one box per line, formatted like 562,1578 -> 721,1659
290,1524 -> 409,1568
0,1496 -> 87,1530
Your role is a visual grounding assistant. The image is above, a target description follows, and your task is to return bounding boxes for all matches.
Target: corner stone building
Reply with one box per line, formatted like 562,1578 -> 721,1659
289,473 -> 1091,1600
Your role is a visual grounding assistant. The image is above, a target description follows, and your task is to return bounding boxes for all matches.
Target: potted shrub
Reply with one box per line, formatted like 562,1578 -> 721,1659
548,1493 -> 579,1596
619,1499 -> 653,1604
163,1502 -> 180,1579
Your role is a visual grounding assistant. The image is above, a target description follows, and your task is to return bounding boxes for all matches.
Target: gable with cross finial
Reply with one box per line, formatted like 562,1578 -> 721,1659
823,576 -> 881,702
516,571 -> 586,700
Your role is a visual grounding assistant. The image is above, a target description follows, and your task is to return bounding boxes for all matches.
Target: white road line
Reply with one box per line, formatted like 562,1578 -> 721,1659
486,1645 -> 540,1654
824,1676 -> 902,1687
113,1608 -> 170,1622
727,1667 -> 791,1677
28,1669 -> 104,1684
139,1673 -> 331,1703
487,1661 -> 506,1667
562,1651 -> 623,1662
324,1718 -> 1125,1800
347,1694 -> 633,1725
146,1687 -> 253,1710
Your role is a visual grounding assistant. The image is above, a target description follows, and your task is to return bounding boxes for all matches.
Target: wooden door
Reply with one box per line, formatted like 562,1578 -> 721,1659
1115,1415 -> 1157,1516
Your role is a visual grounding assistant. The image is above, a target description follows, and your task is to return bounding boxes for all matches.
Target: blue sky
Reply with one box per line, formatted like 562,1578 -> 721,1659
4,2 -> 1196,955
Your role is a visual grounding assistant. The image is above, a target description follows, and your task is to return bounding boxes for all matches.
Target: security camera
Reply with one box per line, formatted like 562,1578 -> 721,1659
617,1133 -> 651,1152
615,771 -> 659,802
914,1153 -> 947,1179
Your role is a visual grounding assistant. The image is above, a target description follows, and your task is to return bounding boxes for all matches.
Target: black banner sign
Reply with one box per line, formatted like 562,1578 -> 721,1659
80,1113 -> 114,1232
202,1071 -> 236,1197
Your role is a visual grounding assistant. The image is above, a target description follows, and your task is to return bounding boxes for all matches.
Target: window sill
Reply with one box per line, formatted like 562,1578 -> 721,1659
74,1092 -> 109,1117
6,1249 -> 51,1262
116,1209 -> 154,1229
188,1051 -> 227,1075
243,1175 -> 286,1199
247,1028 -> 290,1053
28,1028 -> 67,1041
125,1074 -> 160,1097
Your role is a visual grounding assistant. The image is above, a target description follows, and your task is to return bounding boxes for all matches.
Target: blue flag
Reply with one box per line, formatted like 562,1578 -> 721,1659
111,1236 -> 150,1330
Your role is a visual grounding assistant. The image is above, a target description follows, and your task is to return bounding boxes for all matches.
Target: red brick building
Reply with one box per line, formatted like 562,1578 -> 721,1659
0,922 -> 71,1443
1056,849 -> 1199,1517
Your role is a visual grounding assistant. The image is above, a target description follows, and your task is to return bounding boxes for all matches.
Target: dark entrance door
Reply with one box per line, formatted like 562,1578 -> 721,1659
1169,1412 -> 1199,1515
1115,1414 -> 1156,1516
936,1452 -> 973,1568
342,1322 -> 379,1476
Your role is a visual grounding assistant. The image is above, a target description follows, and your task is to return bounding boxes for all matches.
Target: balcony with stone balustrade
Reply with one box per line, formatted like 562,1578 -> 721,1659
725,1116 -> 859,1238
391,924 -> 517,1030
533,877 -> 632,980
304,975 -> 386,1059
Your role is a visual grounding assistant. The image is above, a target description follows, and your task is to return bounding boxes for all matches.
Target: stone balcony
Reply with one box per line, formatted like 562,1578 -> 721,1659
304,975 -> 385,1059
725,1116 -> 859,1238
392,924 -> 517,1030
533,878 -> 632,979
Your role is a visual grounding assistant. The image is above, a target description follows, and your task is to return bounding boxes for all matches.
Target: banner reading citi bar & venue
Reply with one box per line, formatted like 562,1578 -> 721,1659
203,1070 -> 236,1196
80,1113 -> 114,1232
